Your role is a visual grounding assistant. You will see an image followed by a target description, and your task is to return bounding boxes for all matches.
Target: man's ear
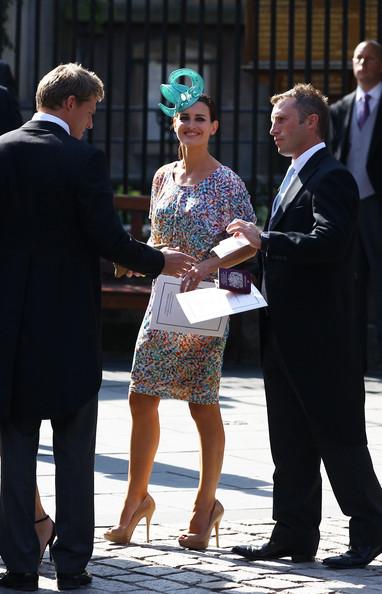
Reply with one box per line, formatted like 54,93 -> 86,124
63,95 -> 77,111
306,113 -> 319,130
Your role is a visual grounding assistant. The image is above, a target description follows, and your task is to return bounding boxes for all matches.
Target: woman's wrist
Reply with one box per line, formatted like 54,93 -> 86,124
201,257 -> 219,276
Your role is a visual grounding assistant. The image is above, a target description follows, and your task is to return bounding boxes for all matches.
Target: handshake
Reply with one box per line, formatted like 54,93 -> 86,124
114,220 -> 261,280
114,245 -> 196,279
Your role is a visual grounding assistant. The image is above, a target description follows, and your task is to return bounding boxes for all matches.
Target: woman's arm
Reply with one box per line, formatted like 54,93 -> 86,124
180,244 -> 257,292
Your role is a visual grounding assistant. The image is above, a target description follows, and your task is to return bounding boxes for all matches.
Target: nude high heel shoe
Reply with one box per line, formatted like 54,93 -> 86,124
178,500 -> 224,550
104,494 -> 155,545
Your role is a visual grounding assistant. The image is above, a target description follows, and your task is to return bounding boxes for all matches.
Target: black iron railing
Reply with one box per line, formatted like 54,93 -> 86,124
2,0 -> 382,220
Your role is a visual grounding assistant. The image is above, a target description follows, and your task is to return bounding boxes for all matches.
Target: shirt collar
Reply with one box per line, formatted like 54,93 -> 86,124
292,142 -> 326,174
356,82 -> 382,104
32,112 -> 70,135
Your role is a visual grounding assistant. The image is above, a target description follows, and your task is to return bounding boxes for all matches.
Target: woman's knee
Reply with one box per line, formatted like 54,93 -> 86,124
189,402 -> 221,422
129,392 -> 160,418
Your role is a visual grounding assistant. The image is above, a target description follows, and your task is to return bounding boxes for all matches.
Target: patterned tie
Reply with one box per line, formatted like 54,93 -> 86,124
269,166 -> 295,224
358,94 -> 371,129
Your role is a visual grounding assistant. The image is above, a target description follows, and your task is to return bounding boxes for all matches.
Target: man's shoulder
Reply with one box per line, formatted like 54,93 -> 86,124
304,149 -> 353,185
0,123 -> 104,163
330,91 -> 356,113
314,152 -> 358,193
55,135 -> 106,172
315,149 -> 349,174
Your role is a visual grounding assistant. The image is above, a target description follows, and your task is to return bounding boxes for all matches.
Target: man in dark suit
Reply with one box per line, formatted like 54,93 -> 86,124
0,60 -> 18,98
330,40 -> 382,367
0,63 -> 194,591
0,85 -> 22,134
227,83 -> 382,569
0,60 -> 22,135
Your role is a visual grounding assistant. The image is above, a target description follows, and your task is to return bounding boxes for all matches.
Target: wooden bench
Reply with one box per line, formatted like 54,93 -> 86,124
101,195 -> 152,311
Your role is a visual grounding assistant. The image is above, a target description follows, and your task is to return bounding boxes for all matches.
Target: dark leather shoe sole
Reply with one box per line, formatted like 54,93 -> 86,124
232,545 -> 314,563
0,572 -> 38,592
57,571 -> 92,591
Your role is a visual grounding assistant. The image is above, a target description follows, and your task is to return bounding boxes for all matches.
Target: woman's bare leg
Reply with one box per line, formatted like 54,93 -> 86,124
35,485 -> 46,522
186,402 -> 225,534
35,485 -> 54,557
113,392 -> 160,529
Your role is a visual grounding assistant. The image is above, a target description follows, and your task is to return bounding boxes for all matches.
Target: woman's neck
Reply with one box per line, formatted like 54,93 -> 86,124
181,146 -> 211,172
174,146 -> 220,185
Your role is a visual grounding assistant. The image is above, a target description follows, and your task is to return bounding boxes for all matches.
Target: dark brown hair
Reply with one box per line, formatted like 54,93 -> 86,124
194,93 -> 217,122
174,93 -> 218,160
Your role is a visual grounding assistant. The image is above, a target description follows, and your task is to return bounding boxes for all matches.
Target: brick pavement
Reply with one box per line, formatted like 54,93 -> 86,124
1,364 -> 382,592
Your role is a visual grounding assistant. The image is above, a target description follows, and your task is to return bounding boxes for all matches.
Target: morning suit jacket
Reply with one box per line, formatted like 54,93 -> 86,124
0,61 -> 17,97
0,85 -> 22,135
260,148 -> 365,447
0,120 -> 164,422
330,90 -> 382,195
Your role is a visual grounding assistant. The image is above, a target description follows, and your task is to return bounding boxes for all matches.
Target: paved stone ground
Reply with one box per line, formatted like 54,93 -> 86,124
2,362 -> 382,593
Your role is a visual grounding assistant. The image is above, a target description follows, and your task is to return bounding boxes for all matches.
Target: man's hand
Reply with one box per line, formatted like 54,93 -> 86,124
113,264 -> 145,278
226,219 -> 262,249
161,247 -> 196,277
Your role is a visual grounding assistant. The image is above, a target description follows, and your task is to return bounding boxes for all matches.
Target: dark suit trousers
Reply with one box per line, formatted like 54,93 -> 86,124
262,319 -> 382,552
0,397 -> 98,573
356,195 -> 382,362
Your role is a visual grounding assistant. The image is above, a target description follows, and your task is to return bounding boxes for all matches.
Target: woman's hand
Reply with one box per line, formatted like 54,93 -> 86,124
180,260 -> 214,292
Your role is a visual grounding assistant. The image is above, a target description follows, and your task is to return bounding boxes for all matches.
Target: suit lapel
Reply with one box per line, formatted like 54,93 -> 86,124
268,148 -> 329,231
368,94 -> 382,159
340,92 -> 355,161
343,92 -> 355,134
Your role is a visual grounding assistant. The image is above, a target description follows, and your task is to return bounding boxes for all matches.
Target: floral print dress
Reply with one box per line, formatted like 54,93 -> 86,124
129,162 -> 255,404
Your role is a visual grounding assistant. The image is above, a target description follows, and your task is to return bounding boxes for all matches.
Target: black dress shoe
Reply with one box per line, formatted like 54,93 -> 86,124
232,541 -> 315,563
322,545 -> 382,569
0,571 -> 39,592
56,570 -> 92,590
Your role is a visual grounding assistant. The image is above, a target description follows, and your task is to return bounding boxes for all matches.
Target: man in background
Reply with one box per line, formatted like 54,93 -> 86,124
0,60 -> 22,134
0,60 -> 18,97
330,40 -> 382,369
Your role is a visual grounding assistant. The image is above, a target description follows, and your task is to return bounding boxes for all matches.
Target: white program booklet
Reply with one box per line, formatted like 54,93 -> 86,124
176,283 -> 267,324
211,234 -> 251,258
149,275 -> 228,337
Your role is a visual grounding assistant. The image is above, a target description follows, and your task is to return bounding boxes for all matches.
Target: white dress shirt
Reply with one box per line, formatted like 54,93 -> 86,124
291,141 -> 326,175
32,112 -> 70,135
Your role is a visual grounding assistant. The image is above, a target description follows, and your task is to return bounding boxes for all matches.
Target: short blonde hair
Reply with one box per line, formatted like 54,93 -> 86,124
36,63 -> 104,109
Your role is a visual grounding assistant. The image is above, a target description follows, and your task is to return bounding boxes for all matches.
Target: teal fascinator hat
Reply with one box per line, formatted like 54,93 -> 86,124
158,68 -> 204,117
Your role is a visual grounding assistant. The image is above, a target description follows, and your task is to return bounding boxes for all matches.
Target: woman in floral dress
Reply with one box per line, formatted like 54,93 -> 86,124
105,93 -> 256,550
